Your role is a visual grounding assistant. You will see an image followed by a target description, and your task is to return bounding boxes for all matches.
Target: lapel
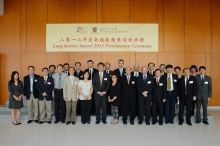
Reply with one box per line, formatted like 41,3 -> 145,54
197,75 -> 202,85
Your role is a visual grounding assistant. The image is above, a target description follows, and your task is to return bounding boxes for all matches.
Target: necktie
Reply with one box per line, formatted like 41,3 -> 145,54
107,70 -> 109,74
58,74 -> 61,89
201,76 -> 204,86
168,74 -> 171,90
156,78 -> 159,85
77,71 -> 79,77
185,78 -> 189,94
151,71 -> 153,76
120,69 -> 122,77
127,76 -> 130,85
135,72 -> 137,77
100,72 -> 103,87
44,76 -> 47,85
144,76 -> 146,84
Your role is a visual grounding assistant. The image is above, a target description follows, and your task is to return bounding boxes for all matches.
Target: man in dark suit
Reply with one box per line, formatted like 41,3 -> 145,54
159,64 -> 167,77
163,64 -> 178,124
84,60 -> 98,115
92,62 -> 110,124
152,69 -> 167,125
177,68 -> 197,126
131,63 -> 142,78
74,62 -> 84,80
48,64 -> 56,114
195,66 -> 212,125
147,62 -> 155,77
63,63 -> 70,75
114,59 -> 125,83
137,66 -> 154,125
23,66 -> 40,123
104,62 -> 114,115
121,66 -> 137,125
37,67 -> 54,124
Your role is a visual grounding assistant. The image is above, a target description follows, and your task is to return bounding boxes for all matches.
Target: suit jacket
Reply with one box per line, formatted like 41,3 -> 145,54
74,70 -> 84,80
161,72 -> 167,78
8,81 -> 23,101
104,70 -> 114,77
163,73 -> 178,98
177,76 -> 197,101
121,75 -> 137,100
23,74 -> 40,99
137,74 -> 154,100
84,68 -> 98,80
37,76 -> 54,101
92,72 -> 110,98
63,76 -> 79,101
152,78 -> 167,102
147,70 -> 155,77
195,75 -> 212,101
131,71 -> 143,78
114,68 -> 126,82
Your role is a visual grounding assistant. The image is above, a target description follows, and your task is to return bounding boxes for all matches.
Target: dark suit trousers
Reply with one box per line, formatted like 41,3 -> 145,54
94,96 -> 107,121
54,89 -> 66,121
179,95 -> 192,123
196,99 -> 208,122
152,101 -> 164,123
122,97 -> 136,122
77,100 -> 81,115
191,100 -> 196,115
138,96 -> 151,122
80,100 -> 91,122
91,92 -> 95,115
165,91 -> 175,121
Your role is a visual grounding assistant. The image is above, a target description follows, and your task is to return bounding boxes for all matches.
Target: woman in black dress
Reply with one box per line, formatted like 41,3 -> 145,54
108,74 -> 121,125
8,71 -> 24,125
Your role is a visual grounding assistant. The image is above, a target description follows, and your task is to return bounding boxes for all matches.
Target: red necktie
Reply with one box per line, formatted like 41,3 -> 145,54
185,78 -> 189,94
156,78 -> 159,85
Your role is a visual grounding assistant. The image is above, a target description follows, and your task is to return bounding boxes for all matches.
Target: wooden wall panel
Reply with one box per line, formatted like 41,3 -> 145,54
27,0 -> 47,52
101,52 -> 130,71
97,0 -> 103,23
74,53 -> 101,71
75,0 -> 96,23
48,0 -> 75,23
211,0 -> 220,52
68,53 -> 75,67
47,52 -> 69,69
164,0 -> 185,52
103,0 -> 129,23
184,53 -> 206,69
130,0 -> 157,23
0,0 -> 20,52
129,52 -> 136,69
185,0 -> 211,52
20,52 -> 47,79
205,53 -> 211,76
21,0 -> 27,52
0,53 -> 21,105
158,52 -> 184,72
211,53 -> 220,93
135,53 -> 158,69
157,0 -> 164,52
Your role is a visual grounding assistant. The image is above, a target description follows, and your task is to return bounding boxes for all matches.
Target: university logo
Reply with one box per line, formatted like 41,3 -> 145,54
91,27 -> 98,34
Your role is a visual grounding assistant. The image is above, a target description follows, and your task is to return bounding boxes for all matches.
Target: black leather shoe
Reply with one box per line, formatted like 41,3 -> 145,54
82,122 -> 86,124
170,121 -> 174,124
54,120 -> 60,124
187,122 -> 192,126
72,121 -> 75,125
146,121 -> 150,125
203,121 -> 209,125
178,122 -> 183,125
61,120 -> 65,124
35,120 -> 39,123
39,121 -> 44,124
138,121 -> 142,125
123,121 -> 127,125
165,121 -> 169,124
47,121 -> 51,124
96,121 -> 100,124
66,121 -> 71,125
102,121 -> 107,124
159,122 -> 163,125
130,121 -> 134,125
27,120 -> 33,124
152,122 -> 156,125
87,121 -> 90,124
195,120 -> 201,123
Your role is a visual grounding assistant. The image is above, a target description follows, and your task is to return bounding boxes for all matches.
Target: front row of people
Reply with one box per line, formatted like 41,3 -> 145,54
8,63 -> 212,126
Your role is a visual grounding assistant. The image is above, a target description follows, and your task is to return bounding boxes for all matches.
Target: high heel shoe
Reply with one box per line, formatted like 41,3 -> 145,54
13,122 -> 19,125
17,121 -> 21,125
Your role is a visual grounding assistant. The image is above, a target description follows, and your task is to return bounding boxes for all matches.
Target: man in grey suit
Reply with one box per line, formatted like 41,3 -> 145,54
195,66 -> 212,125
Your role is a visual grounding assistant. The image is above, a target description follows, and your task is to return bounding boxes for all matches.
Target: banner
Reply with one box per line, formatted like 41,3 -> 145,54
46,24 -> 158,52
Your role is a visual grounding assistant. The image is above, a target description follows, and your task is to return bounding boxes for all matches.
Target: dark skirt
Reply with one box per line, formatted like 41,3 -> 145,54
8,100 -> 23,109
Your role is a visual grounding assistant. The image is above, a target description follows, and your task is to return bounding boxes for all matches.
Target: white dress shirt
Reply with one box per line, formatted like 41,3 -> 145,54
70,75 -> 74,86
134,71 -> 139,77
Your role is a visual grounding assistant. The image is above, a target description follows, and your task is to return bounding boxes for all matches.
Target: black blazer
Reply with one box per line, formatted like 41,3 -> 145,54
131,71 -> 143,78
162,73 -> 179,98
147,70 -> 155,77
177,76 -> 197,101
74,70 -> 84,80
37,76 -> 54,101
23,74 -> 40,100
104,70 -> 114,77
114,68 -> 125,82
152,78 -> 167,102
120,75 -> 137,100
92,72 -> 110,98
108,82 -> 121,106
137,74 -> 154,100
84,68 -> 98,80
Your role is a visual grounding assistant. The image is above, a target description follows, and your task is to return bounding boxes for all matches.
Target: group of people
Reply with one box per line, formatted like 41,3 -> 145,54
8,59 -> 212,126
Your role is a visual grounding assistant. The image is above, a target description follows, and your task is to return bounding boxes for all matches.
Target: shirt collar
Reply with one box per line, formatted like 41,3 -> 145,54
29,74 -> 34,78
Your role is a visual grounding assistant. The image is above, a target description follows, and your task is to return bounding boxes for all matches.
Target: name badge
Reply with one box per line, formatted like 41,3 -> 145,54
34,79 -> 37,82
148,81 -> 151,84
75,82 -> 78,84
132,81 -> 135,84
47,82 -> 51,85
104,78 -> 107,80
174,79 -> 177,82
204,81 -> 208,84
159,83 -> 163,86
189,81 -> 193,84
